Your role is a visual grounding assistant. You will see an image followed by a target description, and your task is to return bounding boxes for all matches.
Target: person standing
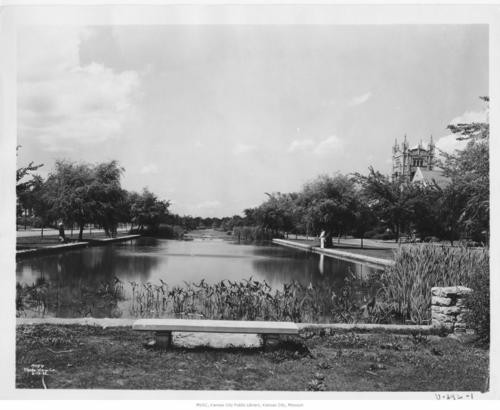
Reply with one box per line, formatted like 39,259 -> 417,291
58,222 -> 66,243
319,230 -> 326,249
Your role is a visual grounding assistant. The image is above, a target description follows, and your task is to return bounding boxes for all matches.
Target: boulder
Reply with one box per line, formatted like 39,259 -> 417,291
431,296 -> 453,306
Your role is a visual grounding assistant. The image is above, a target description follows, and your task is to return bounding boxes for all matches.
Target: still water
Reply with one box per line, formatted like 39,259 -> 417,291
16,237 -> 382,319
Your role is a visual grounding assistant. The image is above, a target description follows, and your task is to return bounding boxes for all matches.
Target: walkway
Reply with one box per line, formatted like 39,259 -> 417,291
272,239 -> 394,268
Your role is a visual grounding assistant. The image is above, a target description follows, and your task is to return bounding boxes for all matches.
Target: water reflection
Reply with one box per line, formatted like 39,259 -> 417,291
319,254 -> 324,275
16,237 -> 382,318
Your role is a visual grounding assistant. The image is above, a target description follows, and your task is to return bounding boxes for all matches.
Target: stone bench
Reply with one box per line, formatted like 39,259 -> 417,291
132,319 -> 299,349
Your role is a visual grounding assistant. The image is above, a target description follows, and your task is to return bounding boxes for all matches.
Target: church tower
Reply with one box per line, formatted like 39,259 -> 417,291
392,136 -> 436,183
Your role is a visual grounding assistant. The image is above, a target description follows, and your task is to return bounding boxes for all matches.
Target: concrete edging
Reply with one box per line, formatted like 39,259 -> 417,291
272,238 -> 394,268
16,242 -> 89,259
297,323 -> 440,335
271,238 -> 313,251
16,235 -> 141,259
16,318 -> 136,328
16,318 -> 444,335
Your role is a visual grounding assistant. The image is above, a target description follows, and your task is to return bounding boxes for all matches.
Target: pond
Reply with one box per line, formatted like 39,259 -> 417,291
16,236 -> 383,322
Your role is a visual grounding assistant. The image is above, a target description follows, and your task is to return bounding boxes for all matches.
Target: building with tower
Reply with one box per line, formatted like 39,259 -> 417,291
391,136 -> 450,188
392,135 -> 436,183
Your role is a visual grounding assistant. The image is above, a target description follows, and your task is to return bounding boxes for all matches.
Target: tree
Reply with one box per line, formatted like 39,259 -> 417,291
299,174 -> 358,247
29,175 -> 51,237
441,96 -> 489,243
251,192 -> 299,237
16,146 -> 43,228
89,161 -> 126,237
355,167 -> 415,242
406,184 -> 444,241
44,160 -> 126,240
352,193 -> 377,248
43,161 -> 94,240
129,188 -> 170,233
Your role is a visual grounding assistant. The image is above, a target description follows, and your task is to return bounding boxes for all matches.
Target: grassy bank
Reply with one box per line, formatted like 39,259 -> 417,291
16,325 -> 488,391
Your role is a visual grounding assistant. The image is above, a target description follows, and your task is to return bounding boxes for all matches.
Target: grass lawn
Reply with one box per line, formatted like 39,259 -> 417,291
16,325 -> 489,392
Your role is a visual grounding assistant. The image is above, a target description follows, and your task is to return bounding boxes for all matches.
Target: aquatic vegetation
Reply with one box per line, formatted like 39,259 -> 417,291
16,276 -> 125,318
377,244 -> 489,324
17,269 -> 381,323
128,273 -> 377,323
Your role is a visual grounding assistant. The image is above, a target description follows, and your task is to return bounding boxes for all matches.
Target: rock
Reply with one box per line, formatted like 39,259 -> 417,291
454,326 -> 467,334
431,287 -> 445,297
432,312 -> 455,326
431,296 -> 453,306
431,306 -> 461,315
143,340 -> 156,349
455,312 -> 470,323
431,286 -> 472,297
454,286 -> 473,296
173,332 -> 261,348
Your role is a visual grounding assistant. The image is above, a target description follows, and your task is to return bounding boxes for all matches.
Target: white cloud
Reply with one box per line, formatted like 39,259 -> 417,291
349,92 -> 372,106
140,163 -> 159,174
435,108 -> 488,155
18,27 -> 140,152
313,135 -> 344,156
287,135 -> 344,156
195,200 -> 221,209
233,143 -> 256,155
449,110 -> 488,125
435,134 -> 468,155
288,139 -> 315,152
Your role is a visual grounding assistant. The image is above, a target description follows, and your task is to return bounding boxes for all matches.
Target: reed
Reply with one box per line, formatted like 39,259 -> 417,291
127,273 -> 376,323
378,244 -> 489,324
16,276 -> 125,318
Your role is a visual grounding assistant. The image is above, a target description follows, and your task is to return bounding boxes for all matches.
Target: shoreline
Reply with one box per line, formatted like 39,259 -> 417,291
16,234 -> 141,260
272,238 -> 394,268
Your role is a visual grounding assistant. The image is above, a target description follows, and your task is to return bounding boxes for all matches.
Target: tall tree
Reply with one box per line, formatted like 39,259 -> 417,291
44,160 -> 126,240
16,146 -> 43,227
299,174 -> 358,246
441,96 -> 489,243
44,160 -> 95,240
129,188 -> 170,233
355,167 -> 415,242
89,161 -> 126,237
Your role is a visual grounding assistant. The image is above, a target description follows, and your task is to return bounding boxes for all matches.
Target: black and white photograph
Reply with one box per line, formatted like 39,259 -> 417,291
0,1 -> 498,401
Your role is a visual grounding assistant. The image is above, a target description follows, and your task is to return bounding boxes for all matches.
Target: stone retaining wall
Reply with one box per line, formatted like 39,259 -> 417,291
431,286 -> 472,333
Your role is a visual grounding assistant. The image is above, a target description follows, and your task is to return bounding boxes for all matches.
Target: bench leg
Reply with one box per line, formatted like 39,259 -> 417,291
155,331 -> 172,350
261,334 -> 267,350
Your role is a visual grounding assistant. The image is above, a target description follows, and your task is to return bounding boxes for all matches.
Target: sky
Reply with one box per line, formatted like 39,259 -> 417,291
17,25 -> 489,217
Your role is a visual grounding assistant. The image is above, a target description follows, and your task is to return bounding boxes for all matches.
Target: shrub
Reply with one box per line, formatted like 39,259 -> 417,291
465,267 -> 490,344
378,244 -> 489,324
372,231 -> 395,240
232,226 -> 277,242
